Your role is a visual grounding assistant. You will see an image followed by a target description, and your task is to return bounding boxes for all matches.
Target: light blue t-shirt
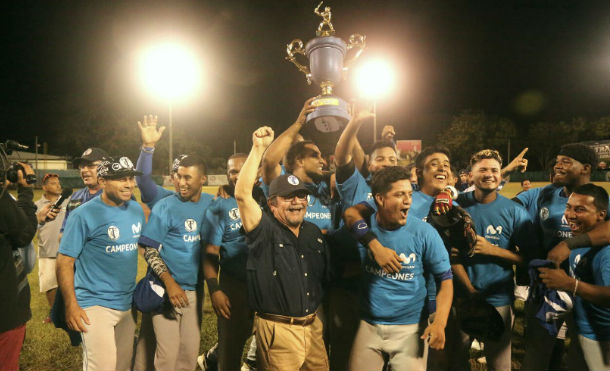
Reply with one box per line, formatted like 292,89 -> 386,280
336,168 -> 374,209
139,193 -> 213,290
457,191 -> 533,306
569,245 -> 610,341
59,197 -> 145,311
203,196 -> 248,281
359,215 -> 451,325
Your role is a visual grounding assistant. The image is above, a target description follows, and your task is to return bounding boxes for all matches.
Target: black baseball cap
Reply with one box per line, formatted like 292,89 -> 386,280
268,174 -> 311,198
97,156 -> 142,179
74,147 -> 108,167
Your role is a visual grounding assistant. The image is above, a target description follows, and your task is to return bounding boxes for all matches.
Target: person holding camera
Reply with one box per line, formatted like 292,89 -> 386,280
0,161 -> 37,371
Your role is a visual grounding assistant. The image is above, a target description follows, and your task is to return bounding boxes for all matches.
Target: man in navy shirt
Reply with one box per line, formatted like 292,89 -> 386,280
138,155 -> 213,371
236,126 -> 330,371
538,184 -> 609,371
57,156 -> 144,371
60,147 -> 108,233
344,166 -> 453,371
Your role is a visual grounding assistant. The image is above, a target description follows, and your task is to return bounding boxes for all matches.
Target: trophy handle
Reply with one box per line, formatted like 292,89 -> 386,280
286,39 -> 312,84
343,33 -> 366,72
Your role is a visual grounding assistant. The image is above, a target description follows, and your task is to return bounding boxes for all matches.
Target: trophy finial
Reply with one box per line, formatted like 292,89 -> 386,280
314,1 -> 335,37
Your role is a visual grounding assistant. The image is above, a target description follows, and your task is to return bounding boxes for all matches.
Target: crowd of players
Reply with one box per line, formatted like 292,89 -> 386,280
1,99 -> 609,371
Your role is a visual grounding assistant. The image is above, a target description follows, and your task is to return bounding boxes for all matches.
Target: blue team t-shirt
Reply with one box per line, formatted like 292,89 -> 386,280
359,214 -> 451,325
139,193 -> 213,290
336,168 -> 374,209
569,245 -> 610,341
59,197 -> 145,311
457,192 -> 533,306
203,196 -> 249,281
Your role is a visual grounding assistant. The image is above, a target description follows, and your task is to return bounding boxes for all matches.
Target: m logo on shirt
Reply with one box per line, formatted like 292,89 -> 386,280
107,226 -> 120,241
229,208 -> 240,221
399,253 -> 417,265
132,222 -> 141,235
185,219 -> 197,232
486,225 -> 503,235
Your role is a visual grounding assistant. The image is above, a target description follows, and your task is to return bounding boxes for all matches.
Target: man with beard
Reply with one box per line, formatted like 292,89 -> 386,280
447,149 -> 533,371
138,155 -> 212,371
235,126 -> 330,371
60,147 -> 108,233
515,143 -> 610,370
57,156 -> 144,371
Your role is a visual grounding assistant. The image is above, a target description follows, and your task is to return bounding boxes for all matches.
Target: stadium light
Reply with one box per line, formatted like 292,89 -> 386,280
355,59 -> 395,141
140,42 -> 202,173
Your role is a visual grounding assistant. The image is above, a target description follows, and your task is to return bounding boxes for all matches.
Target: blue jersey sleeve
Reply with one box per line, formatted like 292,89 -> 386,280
337,168 -> 372,208
136,149 -> 159,203
422,225 -> 451,278
202,202 -> 224,246
139,200 -> 169,249
510,204 -> 537,254
598,249 -> 610,287
58,211 -> 87,258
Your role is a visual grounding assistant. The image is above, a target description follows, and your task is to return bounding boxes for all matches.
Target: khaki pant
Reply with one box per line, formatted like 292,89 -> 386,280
81,306 -> 136,371
255,314 -> 329,371
152,290 -> 200,371
348,319 -> 428,371
217,274 -> 254,371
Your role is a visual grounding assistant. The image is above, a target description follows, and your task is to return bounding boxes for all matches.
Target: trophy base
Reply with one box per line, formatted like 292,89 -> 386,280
306,96 -> 351,133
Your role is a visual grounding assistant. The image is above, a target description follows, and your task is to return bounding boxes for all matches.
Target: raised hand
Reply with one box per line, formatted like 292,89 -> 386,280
505,148 -> 529,174
381,125 -> 396,142
137,114 -> 166,148
252,126 -> 274,149
296,97 -> 318,125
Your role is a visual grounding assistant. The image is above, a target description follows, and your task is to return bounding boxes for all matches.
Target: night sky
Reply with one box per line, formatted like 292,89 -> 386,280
1,0 -> 608,159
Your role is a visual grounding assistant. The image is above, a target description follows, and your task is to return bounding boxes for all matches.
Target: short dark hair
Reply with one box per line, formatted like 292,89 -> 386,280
521,179 -> 531,185
42,173 -> 59,185
369,140 -> 396,156
178,154 -> 207,175
573,183 -> 609,217
558,143 -> 598,169
285,140 -> 316,173
415,145 -> 451,172
228,153 -> 248,161
470,149 -> 503,168
404,162 -> 416,173
371,166 -> 411,205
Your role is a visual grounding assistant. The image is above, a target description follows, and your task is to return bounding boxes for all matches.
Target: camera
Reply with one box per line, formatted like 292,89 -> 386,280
0,140 -> 37,185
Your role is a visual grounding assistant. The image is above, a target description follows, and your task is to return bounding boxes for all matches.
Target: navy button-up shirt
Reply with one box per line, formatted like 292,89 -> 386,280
246,212 -> 329,317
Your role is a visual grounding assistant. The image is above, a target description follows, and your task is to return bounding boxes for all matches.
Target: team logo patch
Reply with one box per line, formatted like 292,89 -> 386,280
287,175 -> 299,185
540,207 -> 550,221
132,222 -> 142,234
119,157 -> 133,169
367,192 -> 373,200
185,219 -> 197,232
307,195 -> 314,206
228,208 -> 240,221
107,225 -> 120,241
112,163 -> 121,171
356,222 -> 368,230
82,148 -> 92,156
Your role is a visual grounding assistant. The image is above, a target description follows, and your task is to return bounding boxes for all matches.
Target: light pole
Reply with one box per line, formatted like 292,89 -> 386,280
355,59 -> 395,142
140,42 -> 202,173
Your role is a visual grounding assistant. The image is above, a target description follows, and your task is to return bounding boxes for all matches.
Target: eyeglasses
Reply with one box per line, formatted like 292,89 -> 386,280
278,193 -> 308,201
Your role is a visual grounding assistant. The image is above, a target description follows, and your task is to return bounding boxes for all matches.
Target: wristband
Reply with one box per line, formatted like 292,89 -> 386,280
350,219 -> 370,239
565,233 -> 592,250
206,278 -> 220,294
358,231 -> 377,246
141,146 -> 155,154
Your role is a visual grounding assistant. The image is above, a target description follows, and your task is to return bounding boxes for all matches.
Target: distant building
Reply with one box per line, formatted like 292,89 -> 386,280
7,151 -> 69,170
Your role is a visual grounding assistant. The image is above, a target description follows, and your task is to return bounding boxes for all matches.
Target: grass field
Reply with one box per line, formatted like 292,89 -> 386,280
14,182 -> 610,370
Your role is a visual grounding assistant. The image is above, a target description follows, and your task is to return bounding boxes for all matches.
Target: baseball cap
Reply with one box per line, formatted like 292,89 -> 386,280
97,156 -> 142,179
268,174 -> 311,198
172,154 -> 189,173
74,147 -> 108,167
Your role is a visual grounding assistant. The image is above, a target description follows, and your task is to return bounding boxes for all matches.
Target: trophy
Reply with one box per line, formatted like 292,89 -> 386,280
286,2 -> 366,133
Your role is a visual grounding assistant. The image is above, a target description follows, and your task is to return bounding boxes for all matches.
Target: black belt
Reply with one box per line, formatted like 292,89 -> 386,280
257,312 -> 316,326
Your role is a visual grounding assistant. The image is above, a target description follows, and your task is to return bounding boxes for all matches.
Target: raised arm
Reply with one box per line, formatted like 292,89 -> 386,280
136,114 -> 166,202
335,108 -> 375,167
236,126 -> 275,232
262,98 -> 315,185
501,147 -> 528,178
